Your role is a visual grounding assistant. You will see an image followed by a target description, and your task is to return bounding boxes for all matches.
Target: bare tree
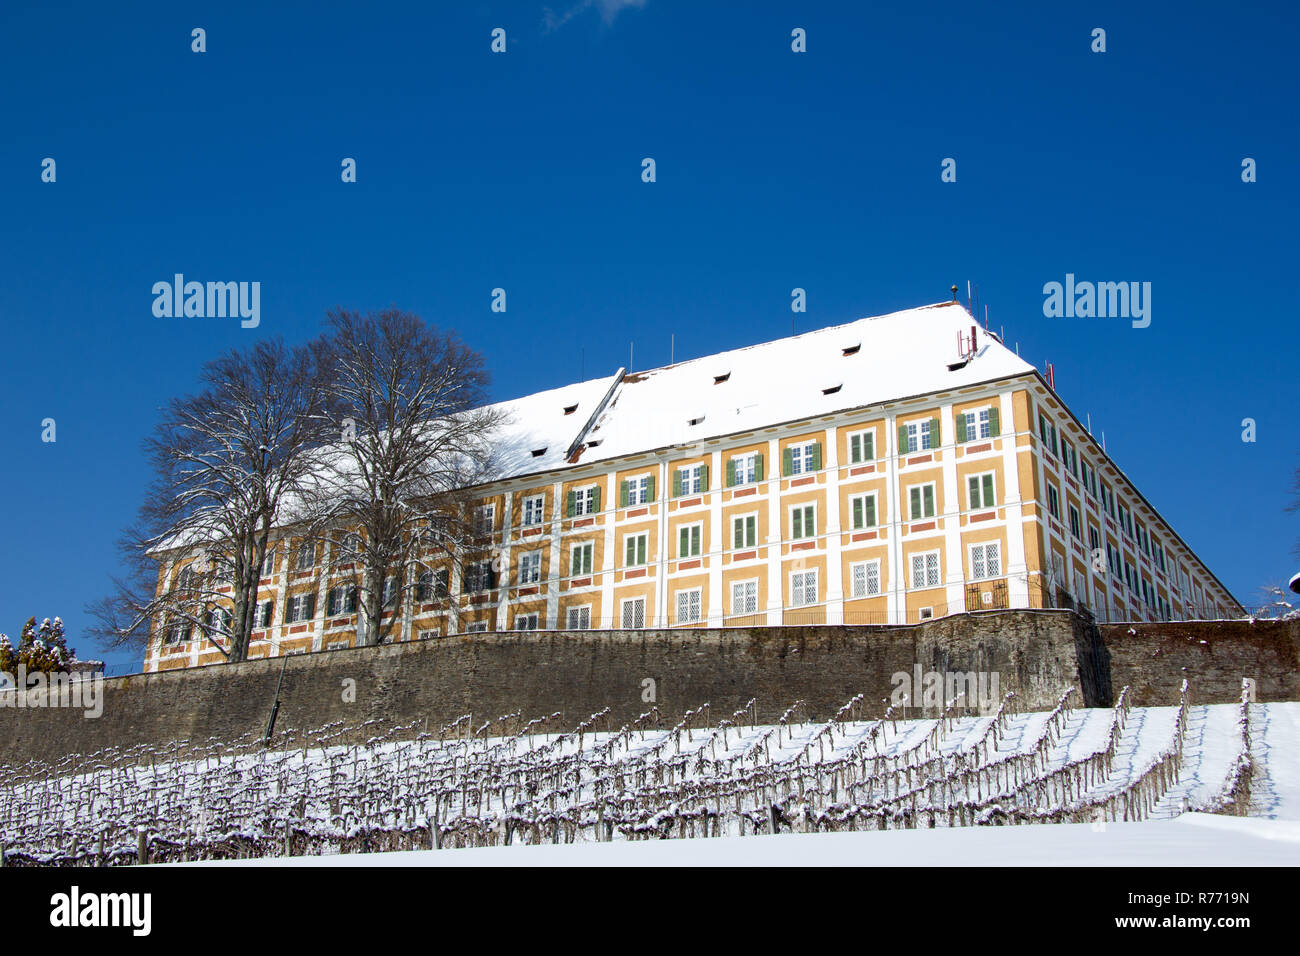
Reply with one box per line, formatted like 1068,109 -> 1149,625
89,338 -> 337,663
311,308 -> 504,646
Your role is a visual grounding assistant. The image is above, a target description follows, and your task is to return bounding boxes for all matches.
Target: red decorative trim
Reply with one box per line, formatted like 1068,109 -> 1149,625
849,465 -> 875,476
966,442 -> 992,454
517,585 -> 539,596
572,518 -> 595,528
851,531 -> 878,542
970,511 -> 996,523
791,541 -> 815,552
678,559 -> 701,571
907,454 -> 933,466
679,497 -> 702,507
732,487 -> 757,498
910,521 -> 936,532
790,476 -> 815,487
571,577 -> 591,587
733,549 -> 757,561
627,507 -> 649,518
624,568 -> 647,579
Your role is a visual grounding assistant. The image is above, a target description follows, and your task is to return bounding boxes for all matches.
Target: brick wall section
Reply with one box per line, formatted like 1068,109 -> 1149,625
2,612 -> 1294,764
1099,618 -> 1300,706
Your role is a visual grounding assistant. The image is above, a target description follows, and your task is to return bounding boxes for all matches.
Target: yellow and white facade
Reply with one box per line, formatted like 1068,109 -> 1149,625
145,302 -> 1241,671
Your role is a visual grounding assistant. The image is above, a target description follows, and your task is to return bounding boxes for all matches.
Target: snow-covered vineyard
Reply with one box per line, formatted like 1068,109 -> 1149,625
0,683 -> 1289,865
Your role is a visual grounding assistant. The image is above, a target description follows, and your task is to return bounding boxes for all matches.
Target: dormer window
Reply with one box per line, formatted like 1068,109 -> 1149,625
563,403 -> 578,415
531,447 -> 547,457
713,372 -> 730,384
842,343 -> 861,356
822,383 -> 842,395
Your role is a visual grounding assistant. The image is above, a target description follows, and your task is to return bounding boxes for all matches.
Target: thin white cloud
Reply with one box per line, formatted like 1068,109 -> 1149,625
542,0 -> 648,33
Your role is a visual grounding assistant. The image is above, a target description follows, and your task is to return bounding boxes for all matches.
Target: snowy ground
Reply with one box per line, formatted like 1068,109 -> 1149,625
6,697 -> 1297,866
172,814 -> 1299,867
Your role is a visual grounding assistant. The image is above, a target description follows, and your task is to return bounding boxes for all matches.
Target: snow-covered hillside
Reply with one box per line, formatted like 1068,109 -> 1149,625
2,686 -> 1295,866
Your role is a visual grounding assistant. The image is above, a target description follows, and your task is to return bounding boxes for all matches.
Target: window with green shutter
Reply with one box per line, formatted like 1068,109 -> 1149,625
791,504 -> 815,539
619,480 -> 629,508
625,533 -> 647,566
988,406 -> 1000,437
678,524 -> 701,558
910,484 -> 935,519
733,514 -> 757,548
566,490 -> 576,517
849,431 -> 874,464
968,472 -> 995,509
851,494 -> 877,530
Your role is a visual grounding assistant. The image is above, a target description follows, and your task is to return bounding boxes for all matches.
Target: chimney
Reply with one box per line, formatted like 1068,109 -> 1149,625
1047,363 -> 1056,390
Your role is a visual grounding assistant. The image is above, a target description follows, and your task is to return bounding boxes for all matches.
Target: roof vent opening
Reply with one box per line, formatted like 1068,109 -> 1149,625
688,415 -> 706,426
713,372 -> 731,384
531,448 -> 547,457
822,383 -> 842,395
587,439 -> 602,447
842,343 -> 861,356
563,403 -> 578,415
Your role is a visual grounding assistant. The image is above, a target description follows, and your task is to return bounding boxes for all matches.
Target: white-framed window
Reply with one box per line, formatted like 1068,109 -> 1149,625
1061,440 -> 1078,476
518,550 -> 542,585
1038,413 -> 1058,457
732,513 -> 757,549
513,613 -> 540,631
572,485 -> 599,516
969,542 -> 1002,580
848,430 -> 875,464
1088,524 -> 1101,554
295,541 -> 315,571
255,600 -> 274,629
905,419 -> 935,453
522,494 -> 546,527
416,567 -> 448,601
790,503 -> 816,540
967,472 -> 996,510
626,473 -> 653,506
624,532 -> 648,567
260,546 -> 276,577
566,605 -> 591,630
1047,484 -> 1061,520
677,464 -> 707,495
466,621 -> 490,633
463,561 -> 493,594
326,585 -> 358,616
790,569 -> 818,607
678,523 -> 702,558
571,541 -> 594,576
729,453 -> 761,486
207,607 -> 232,634
473,504 -> 495,535
961,407 -> 993,441
919,607 -> 934,621
910,550 -> 941,589
329,639 -> 353,649
850,560 -> 881,598
731,579 -> 759,615
849,492 -> 878,530
788,441 -> 817,475
338,532 -> 361,563
621,597 -> 646,629
1080,459 -> 1097,498
909,483 -> 936,520
285,592 -> 315,624
675,588 -> 703,624
1119,503 -> 1133,538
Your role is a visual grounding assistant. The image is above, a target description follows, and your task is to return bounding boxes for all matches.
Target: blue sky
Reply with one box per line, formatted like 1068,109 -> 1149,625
1,1 -> 1295,672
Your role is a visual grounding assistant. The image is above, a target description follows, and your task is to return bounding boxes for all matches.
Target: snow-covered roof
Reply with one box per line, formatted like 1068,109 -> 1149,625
482,374 -> 622,479
573,302 -> 1034,464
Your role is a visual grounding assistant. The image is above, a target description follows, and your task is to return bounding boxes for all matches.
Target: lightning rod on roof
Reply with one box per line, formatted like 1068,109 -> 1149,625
951,285 -> 958,303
